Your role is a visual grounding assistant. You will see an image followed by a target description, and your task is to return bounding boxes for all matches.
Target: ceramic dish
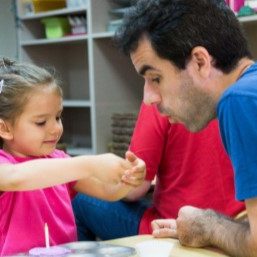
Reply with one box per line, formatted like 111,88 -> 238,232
95,245 -> 135,256
61,242 -> 135,257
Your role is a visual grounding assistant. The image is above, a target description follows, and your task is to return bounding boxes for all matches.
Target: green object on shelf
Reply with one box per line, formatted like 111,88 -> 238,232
238,5 -> 255,17
41,17 -> 71,39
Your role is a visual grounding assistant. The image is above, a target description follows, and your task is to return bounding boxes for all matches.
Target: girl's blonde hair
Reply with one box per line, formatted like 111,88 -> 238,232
0,58 -> 63,148
0,58 -> 62,122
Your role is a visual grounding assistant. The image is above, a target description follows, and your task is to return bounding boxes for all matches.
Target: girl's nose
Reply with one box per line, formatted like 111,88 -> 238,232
50,121 -> 63,136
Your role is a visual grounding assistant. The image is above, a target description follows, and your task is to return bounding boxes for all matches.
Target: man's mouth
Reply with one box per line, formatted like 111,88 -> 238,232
169,115 -> 182,124
168,117 -> 175,123
156,104 -> 180,124
157,105 -> 169,116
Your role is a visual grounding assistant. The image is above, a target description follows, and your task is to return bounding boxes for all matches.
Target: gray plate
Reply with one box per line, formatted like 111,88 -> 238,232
96,245 -> 135,256
66,254 -> 104,257
61,242 -> 135,257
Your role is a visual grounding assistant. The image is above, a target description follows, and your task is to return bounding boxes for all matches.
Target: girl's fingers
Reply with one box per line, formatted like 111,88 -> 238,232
121,174 -> 144,187
125,166 -> 145,176
123,169 -> 145,180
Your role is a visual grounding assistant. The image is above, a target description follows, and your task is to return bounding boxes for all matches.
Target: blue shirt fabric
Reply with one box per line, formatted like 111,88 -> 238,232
217,62 -> 257,201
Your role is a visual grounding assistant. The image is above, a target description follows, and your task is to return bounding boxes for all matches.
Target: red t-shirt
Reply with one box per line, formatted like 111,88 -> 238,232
129,104 -> 245,234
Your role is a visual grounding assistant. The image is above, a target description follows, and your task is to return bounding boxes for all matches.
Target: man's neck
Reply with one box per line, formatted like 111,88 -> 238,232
226,58 -> 254,86
209,58 -> 254,102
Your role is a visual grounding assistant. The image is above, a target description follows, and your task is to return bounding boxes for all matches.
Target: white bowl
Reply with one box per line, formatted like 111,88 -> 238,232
136,240 -> 174,257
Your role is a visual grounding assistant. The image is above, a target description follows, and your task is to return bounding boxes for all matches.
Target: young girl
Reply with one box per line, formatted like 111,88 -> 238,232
0,58 -> 145,255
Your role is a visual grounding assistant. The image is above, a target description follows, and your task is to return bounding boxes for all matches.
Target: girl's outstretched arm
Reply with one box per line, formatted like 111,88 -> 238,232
0,153 -> 145,192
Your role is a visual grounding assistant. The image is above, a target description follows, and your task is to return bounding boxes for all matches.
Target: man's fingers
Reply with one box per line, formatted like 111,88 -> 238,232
152,227 -> 178,238
125,151 -> 137,163
151,219 -> 176,230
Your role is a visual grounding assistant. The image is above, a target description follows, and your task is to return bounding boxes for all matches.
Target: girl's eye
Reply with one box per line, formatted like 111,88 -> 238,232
35,121 -> 46,126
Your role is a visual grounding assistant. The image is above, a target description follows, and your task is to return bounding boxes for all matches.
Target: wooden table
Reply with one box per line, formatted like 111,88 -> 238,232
105,235 -> 229,257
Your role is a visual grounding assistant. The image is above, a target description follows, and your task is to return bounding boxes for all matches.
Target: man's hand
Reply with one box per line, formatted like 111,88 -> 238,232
175,206 -> 213,247
153,203 -> 257,257
151,207 -> 212,247
151,219 -> 177,238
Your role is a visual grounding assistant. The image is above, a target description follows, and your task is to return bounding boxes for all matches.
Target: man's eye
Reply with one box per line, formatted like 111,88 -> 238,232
152,77 -> 160,83
35,121 -> 46,126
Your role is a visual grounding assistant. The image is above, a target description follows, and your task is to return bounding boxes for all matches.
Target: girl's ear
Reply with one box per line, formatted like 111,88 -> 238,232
0,119 -> 13,140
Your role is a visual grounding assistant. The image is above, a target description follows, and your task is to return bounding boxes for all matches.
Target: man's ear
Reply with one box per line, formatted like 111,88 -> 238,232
0,119 -> 13,140
190,46 -> 212,78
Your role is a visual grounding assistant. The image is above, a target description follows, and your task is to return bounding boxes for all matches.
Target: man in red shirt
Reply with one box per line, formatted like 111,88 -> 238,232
72,103 -> 245,239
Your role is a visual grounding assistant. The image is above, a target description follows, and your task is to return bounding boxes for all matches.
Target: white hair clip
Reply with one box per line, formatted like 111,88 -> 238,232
0,79 -> 4,93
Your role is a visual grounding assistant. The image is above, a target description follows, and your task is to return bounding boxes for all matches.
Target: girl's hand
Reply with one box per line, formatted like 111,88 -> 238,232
91,153 -> 127,184
121,151 -> 146,187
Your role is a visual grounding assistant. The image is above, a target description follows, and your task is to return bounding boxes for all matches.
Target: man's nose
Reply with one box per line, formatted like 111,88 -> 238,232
143,82 -> 161,105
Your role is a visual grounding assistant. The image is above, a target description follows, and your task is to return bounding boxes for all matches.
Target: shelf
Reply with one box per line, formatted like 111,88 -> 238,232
92,31 -> 115,39
238,14 -> 257,23
20,35 -> 88,46
63,100 -> 91,107
19,6 -> 88,20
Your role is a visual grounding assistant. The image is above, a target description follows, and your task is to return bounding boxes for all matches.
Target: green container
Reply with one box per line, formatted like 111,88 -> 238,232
41,17 -> 71,39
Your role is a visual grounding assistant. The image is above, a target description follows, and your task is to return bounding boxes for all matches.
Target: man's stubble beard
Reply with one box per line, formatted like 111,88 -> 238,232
158,76 -> 217,132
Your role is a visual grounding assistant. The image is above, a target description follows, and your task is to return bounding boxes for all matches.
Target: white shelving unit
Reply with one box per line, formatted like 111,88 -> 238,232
16,0 -> 143,155
238,15 -> 257,58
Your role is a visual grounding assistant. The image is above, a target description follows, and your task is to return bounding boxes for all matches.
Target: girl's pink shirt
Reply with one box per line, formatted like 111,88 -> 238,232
0,149 -> 77,256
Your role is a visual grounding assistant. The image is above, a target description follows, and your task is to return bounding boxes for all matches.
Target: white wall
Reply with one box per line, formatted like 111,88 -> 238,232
0,0 -> 17,60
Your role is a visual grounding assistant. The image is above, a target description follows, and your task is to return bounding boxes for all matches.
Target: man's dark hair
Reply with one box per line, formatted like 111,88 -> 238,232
115,0 -> 251,73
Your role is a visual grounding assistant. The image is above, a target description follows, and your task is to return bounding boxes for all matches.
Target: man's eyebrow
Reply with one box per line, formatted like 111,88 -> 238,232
139,65 -> 158,76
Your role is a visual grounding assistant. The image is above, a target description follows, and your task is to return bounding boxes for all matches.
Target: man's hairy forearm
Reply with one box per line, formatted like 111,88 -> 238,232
208,210 -> 256,257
